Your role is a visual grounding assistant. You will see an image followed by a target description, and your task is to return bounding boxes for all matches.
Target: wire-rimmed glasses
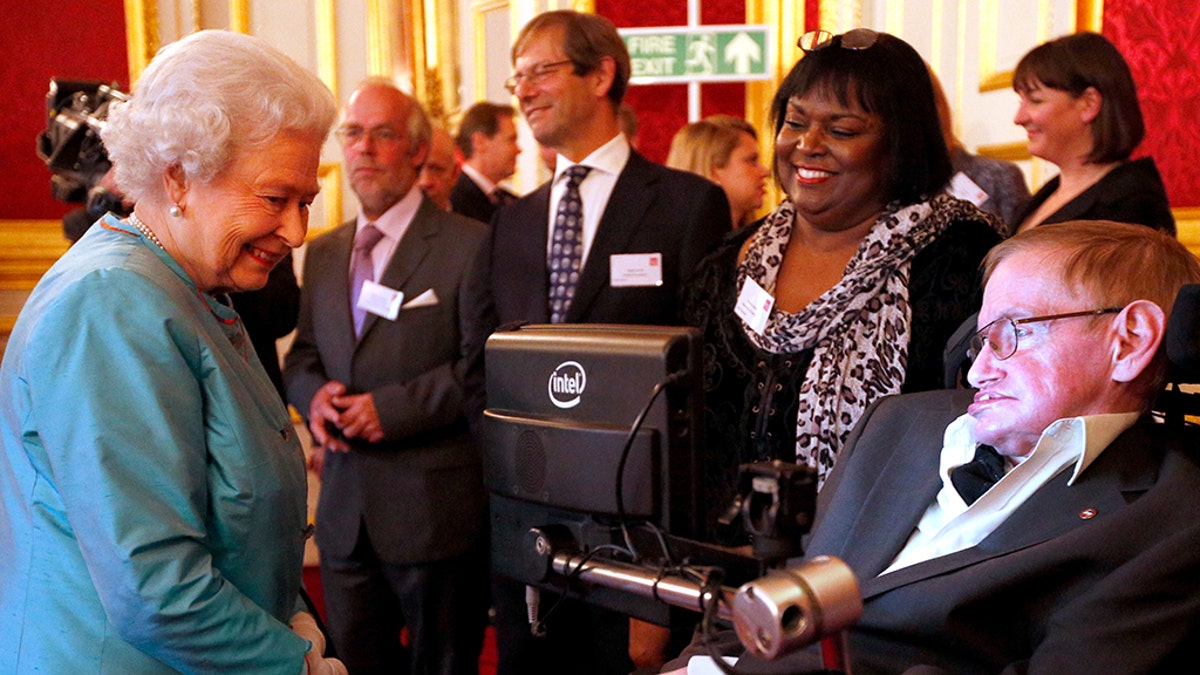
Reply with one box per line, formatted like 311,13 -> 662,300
967,307 -> 1124,361
504,59 -> 575,94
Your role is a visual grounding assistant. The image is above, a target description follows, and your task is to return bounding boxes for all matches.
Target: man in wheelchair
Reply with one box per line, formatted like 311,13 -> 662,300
669,220 -> 1200,674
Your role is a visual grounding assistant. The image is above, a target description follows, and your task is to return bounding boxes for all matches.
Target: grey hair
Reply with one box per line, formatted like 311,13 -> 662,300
102,30 -> 337,203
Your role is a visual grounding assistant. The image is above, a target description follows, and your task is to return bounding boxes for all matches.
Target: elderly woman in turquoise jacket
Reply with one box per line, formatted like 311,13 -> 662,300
0,31 -> 345,674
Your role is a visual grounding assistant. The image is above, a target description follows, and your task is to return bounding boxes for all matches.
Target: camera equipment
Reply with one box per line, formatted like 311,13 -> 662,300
36,79 -> 128,207
483,324 -> 862,670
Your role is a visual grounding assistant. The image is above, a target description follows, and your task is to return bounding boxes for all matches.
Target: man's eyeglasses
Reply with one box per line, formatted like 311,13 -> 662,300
504,59 -> 575,94
797,28 -> 880,53
967,307 -> 1124,361
335,126 -> 403,146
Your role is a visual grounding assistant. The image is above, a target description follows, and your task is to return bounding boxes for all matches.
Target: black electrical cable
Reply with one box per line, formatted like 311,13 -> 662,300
614,370 -> 688,560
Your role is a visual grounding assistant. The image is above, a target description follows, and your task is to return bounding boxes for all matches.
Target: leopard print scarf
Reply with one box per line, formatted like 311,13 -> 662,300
737,194 -> 978,487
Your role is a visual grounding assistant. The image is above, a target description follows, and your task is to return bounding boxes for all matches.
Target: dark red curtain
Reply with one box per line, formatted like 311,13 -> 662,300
1,0 -> 128,219
1103,1 -> 1200,207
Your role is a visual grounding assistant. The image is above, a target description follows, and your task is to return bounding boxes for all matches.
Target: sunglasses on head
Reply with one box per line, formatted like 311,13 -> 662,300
797,28 -> 881,53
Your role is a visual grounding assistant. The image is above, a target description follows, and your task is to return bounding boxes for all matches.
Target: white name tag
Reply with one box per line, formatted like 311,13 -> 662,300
734,276 -> 775,335
357,280 -> 404,321
947,171 -> 989,206
687,655 -> 739,674
609,252 -> 663,287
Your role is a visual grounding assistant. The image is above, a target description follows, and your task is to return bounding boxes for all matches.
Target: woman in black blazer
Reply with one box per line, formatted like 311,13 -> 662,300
1010,32 -> 1175,235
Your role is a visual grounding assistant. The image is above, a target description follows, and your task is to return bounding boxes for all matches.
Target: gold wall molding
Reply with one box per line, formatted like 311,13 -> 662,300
368,0 -> 397,78
410,0 -> 460,121
0,220 -> 69,291
1077,0 -> 1103,31
124,0 -> 159,82
746,0 -> 804,214
473,0 -> 510,104
317,162 -> 342,236
1175,208 -> 1200,259
977,0 -> 1009,92
980,0 -> 1103,92
977,141 -> 1031,162
229,0 -> 249,33
316,0 -> 339,102
818,0 -> 861,32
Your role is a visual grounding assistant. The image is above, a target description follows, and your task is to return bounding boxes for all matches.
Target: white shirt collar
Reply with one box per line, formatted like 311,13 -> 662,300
461,163 -> 498,196
883,410 -> 1140,575
554,133 -> 630,184
357,184 -> 422,241
942,410 -> 1141,492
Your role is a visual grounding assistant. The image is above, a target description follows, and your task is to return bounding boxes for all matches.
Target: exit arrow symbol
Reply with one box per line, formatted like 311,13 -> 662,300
724,32 -> 761,74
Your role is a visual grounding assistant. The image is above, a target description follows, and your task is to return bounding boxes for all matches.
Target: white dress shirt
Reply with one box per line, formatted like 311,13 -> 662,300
547,133 -> 631,269
882,410 -> 1140,574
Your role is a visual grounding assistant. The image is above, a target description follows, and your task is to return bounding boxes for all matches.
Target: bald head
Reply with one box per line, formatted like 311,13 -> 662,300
418,126 -> 461,210
338,81 -> 431,218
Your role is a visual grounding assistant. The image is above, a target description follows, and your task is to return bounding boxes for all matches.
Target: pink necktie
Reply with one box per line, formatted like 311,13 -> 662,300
350,224 -> 384,336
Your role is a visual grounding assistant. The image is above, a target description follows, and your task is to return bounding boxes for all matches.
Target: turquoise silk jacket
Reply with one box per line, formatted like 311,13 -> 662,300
0,214 -> 310,673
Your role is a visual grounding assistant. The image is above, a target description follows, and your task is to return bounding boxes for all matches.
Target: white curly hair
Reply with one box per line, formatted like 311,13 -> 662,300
102,30 -> 336,203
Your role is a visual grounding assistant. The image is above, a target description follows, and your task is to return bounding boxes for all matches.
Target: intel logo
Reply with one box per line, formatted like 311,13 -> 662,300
548,360 -> 586,409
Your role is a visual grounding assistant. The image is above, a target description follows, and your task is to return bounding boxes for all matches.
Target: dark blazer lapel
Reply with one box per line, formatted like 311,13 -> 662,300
357,200 -> 437,341
1047,182 -> 1100,223
566,152 -> 657,322
496,185 -> 552,323
324,223 -> 359,366
860,424 -> 1157,599
822,406 -> 946,578
462,173 -> 489,205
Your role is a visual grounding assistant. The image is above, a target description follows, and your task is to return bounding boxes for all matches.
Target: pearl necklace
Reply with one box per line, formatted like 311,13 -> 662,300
127,213 -> 165,250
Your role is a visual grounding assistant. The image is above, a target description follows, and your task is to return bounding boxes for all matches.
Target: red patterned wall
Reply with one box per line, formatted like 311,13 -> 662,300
1,0 -> 128,220
1103,1 -> 1200,208
597,0 -> 747,164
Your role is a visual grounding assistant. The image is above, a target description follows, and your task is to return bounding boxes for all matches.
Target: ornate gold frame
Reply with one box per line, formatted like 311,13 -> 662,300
980,0 -> 1103,92
473,0 -> 511,104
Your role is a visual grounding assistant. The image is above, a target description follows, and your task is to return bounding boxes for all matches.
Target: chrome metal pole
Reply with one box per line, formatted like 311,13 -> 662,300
550,551 -> 736,621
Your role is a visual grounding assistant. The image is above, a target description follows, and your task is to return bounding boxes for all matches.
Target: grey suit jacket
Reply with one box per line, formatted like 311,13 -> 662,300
720,389 -> 1200,674
284,197 -> 492,564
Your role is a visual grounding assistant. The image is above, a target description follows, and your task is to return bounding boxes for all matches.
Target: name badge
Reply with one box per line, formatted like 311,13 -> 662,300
610,252 -> 663,287
357,280 -> 404,321
947,171 -> 989,207
734,276 -> 775,335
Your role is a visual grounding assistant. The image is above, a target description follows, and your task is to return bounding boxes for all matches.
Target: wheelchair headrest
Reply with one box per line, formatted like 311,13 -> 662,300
1167,283 -> 1200,383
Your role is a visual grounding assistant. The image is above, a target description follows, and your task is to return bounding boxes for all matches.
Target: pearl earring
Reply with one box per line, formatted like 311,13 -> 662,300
169,204 -> 183,218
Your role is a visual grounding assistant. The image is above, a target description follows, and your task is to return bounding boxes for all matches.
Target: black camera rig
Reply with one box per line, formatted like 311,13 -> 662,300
36,79 -> 131,220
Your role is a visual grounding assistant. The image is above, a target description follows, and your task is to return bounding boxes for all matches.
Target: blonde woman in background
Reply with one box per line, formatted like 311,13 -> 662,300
667,115 -> 770,228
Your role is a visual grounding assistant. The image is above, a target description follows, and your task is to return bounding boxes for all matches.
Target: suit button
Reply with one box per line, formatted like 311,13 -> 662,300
1079,508 -> 1097,520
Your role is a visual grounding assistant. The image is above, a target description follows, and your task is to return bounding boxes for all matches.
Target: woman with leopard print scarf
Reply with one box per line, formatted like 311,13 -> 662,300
685,30 -> 1001,539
